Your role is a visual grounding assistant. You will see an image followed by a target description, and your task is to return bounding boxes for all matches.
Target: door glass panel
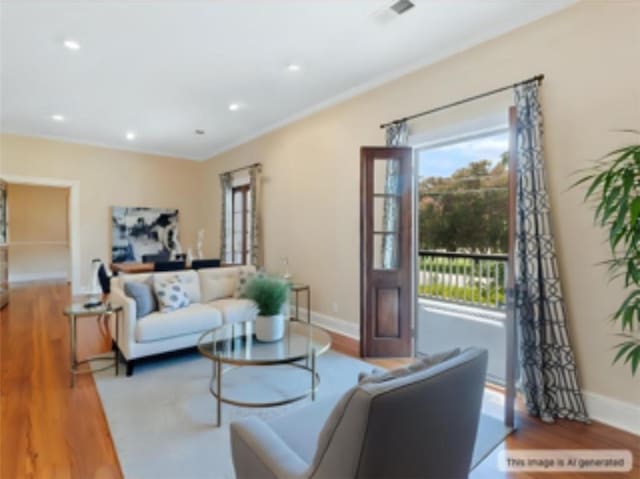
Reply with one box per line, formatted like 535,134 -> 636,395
374,158 -> 401,195
374,196 -> 399,232
373,233 -> 398,270
233,191 -> 244,212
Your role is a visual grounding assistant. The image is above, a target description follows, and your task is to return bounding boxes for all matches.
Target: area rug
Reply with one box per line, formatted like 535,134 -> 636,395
93,350 -> 509,478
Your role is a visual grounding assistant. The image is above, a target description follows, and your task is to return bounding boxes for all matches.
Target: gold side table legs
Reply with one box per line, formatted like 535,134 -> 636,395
292,284 -> 311,323
67,308 -> 121,388
69,314 -> 76,388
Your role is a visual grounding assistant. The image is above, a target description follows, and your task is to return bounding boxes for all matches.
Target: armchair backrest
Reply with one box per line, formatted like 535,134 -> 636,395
310,348 -> 488,479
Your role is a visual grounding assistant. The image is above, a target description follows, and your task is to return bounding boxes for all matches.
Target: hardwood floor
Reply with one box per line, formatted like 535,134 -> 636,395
1,282 -> 121,479
1,282 -> 638,479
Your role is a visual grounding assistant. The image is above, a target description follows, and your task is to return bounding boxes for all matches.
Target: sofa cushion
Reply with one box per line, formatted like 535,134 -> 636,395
209,298 -> 258,324
120,269 -> 201,304
123,279 -> 157,318
135,303 -> 223,342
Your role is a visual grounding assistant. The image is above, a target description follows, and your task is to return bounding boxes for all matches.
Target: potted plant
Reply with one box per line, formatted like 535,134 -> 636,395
244,276 -> 290,342
574,131 -> 640,374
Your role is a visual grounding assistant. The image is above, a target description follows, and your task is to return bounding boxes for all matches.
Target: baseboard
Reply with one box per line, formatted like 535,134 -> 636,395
9,271 -> 68,283
295,307 -> 360,340
582,390 -> 640,435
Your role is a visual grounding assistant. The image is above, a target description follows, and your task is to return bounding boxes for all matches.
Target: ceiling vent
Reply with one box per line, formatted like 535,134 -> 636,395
371,0 -> 415,25
390,0 -> 415,15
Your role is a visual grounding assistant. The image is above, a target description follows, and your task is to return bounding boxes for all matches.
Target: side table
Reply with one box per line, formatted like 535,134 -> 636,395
290,284 -> 311,323
63,303 -> 123,387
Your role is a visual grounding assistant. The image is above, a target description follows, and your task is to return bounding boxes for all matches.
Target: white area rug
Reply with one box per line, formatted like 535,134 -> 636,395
93,350 -> 509,478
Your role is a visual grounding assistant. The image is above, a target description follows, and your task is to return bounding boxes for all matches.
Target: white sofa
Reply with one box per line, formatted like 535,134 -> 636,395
109,265 -> 259,375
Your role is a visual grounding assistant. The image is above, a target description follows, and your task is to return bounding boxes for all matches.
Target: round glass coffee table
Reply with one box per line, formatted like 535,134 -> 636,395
197,319 -> 332,426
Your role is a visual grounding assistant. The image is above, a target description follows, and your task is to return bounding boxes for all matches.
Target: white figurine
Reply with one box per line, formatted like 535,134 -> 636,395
281,256 -> 292,281
196,229 -> 205,259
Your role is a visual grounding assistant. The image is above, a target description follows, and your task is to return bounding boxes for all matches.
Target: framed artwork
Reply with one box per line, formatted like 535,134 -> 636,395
111,206 -> 179,263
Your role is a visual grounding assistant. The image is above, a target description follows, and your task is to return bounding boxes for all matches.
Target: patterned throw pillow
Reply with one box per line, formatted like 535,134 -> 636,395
153,275 -> 190,313
234,270 -> 266,298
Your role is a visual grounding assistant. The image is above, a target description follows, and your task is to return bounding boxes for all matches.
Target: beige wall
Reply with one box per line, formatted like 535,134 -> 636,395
0,136 -> 208,289
7,183 -> 70,281
202,2 -> 640,405
0,2 -> 636,407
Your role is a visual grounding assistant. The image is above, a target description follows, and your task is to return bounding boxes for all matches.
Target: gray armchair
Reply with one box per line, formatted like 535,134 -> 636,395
230,347 -> 488,479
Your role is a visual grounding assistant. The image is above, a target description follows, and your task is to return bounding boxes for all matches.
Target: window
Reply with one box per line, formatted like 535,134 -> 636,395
231,184 -> 252,264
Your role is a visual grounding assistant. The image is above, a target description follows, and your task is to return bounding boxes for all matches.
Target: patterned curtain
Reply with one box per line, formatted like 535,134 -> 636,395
382,121 -> 408,268
248,164 -> 263,268
514,82 -> 589,423
219,172 -> 233,264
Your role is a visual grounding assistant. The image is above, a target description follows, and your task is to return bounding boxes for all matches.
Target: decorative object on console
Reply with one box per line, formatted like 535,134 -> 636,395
196,228 -> 205,259
84,259 -> 104,308
97,260 -> 113,295
153,275 -> 190,312
111,206 -> 179,263
280,256 -> 292,281
244,276 -> 290,342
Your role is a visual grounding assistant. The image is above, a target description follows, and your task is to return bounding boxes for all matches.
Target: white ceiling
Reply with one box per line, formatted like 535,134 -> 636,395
1,1 -> 575,161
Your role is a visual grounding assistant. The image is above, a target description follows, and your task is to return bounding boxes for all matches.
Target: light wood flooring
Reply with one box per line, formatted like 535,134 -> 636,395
1,282 -> 638,478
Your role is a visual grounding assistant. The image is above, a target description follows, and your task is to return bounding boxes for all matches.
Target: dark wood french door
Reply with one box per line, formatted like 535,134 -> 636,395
504,106 -> 518,428
360,147 -> 413,357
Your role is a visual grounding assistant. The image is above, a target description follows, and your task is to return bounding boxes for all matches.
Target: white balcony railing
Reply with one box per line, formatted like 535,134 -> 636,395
418,250 -> 508,310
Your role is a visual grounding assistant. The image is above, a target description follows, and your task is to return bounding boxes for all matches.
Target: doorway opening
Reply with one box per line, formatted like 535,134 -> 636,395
414,126 -> 515,452
0,174 -> 80,296
7,183 -> 71,286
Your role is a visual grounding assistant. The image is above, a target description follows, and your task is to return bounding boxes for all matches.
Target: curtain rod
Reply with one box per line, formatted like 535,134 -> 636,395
379,74 -> 544,129
220,162 -> 261,176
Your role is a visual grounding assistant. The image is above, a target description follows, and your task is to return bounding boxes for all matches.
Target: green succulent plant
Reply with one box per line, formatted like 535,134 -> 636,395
573,130 -> 640,374
244,276 -> 290,317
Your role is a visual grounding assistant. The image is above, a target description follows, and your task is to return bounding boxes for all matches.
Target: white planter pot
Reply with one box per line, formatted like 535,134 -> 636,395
255,314 -> 286,342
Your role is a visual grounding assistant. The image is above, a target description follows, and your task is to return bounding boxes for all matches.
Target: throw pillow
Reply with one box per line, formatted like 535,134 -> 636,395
153,275 -> 190,313
123,279 -> 157,319
234,270 -> 266,298
358,347 -> 461,385
413,347 -> 461,370
202,275 -> 237,302
357,368 -> 385,383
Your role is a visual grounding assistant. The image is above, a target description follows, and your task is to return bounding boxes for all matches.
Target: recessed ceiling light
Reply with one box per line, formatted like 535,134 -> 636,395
63,39 -> 81,51
228,103 -> 241,112
286,63 -> 301,72
195,129 -> 205,135
51,114 -> 65,122
125,131 -> 136,141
